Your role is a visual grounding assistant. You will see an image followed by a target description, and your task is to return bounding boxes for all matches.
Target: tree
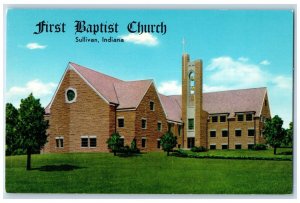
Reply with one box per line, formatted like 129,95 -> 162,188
6,103 -> 18,155
106,132 -> 122,156
263,115 -> 286,155
160,131 -> 177,156
16,94 -> 49,170
284,122 -> 293,147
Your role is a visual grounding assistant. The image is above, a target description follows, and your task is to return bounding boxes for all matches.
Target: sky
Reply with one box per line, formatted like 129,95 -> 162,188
5,9 -> 294,128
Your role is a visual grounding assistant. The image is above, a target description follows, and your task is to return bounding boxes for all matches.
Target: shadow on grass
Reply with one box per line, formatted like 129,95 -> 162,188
116,153 -> 143,158
33,164 -> 86,172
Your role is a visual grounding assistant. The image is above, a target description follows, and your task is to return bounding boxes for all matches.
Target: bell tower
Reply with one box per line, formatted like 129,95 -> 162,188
182,53 -> 208,148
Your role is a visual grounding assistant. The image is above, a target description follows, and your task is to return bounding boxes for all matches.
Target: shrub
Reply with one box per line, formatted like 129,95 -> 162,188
253,144 -> 267,150
191,146 -> 207,152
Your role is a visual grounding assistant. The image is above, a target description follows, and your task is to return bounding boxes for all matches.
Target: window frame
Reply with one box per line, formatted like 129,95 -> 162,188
65,87 -> 77,103
210,130 -> 216,138
142,137 -> 147,148
246,113 -> 253,121
237,114 -> 244,121
222,129 -> 228,137
150,101 -> 155,111
235,144 -> 242,149
117,117 -> 125,128
188,118 -> 194,130
235,129 -> 242,137
222,144 -> 228,150
210,144 -> 216,150
211,116 -> 218,123
157,121 -> 162,132
220,115 -> 227,122
248,128 -> 255,137
55,136 -> 64,148
141,118 -> 147,129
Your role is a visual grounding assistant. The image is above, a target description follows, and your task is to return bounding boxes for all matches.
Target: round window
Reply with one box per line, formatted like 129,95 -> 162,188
66,89 -> 76,102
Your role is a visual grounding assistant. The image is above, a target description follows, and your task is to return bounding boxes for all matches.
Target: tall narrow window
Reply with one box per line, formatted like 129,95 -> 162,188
81,137 -> 88,147
141,119 -> 147,129
188,118 -> 194,130
157,122 -> 162,131
150,101 -> 155,111
55,137 -> 64,148
178,125 -> 182,136
246,113 -> 253,121
189,72 -> 195,94
142,138 -> 146,148
168,123 -> 174,132
90,137 -> 97,147
157,139 -> 161,149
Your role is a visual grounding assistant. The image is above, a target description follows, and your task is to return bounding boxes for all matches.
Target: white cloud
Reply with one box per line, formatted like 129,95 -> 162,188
272,76 -> 292,90
26,42 -> 47,50
120,33 -> 158,46
203,84 -> 227,92
158,80 -> 181,95
260,60 -> 271,65
6,79 -> 57,107
238,57 -> 249,62
206,56 -> 266,88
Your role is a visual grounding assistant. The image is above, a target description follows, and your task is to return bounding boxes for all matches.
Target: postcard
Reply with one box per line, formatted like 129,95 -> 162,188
4,6 -> 294,195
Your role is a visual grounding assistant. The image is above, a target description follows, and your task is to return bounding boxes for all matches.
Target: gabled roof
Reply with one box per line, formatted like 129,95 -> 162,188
46,62 -> 268,123
158,94 -> 182,123
203,87 -> 267,118
46,62 -> 156,113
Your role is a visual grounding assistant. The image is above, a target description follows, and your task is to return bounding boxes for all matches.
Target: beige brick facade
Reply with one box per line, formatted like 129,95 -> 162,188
44,54 -> 271,153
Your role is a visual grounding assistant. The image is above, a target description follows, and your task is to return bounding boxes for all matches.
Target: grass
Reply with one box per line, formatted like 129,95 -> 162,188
5,151 -> 293,194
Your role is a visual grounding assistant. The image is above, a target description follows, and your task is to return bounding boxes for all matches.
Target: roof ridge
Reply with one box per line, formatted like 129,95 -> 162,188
203,87 -> 267,94
69,62 -> 124,82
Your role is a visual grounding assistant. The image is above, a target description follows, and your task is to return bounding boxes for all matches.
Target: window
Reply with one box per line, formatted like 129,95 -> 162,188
248,129 -> 255,137
81,137 -> 89,147
142,119 -> 147,129
220,115 -> 226,122
157,140 -> 161,149
65,88 -> 77,103
188,118 -> 194,130
90,137 -> 97,147
178,125 -> 182,136
235,144 -> 242,149
55,137 -> 64,148
210,144 -> 216,150
142,138 -> 146,148
222,130 -> 228,137
235,129 -> 242,137
118,118 -> 124,128
212,116 -> 218,123
237,114 -> 244,121
157,122 -> 162,131
81,136 -> 97,148
222,144 -> 228,150
150,101 -> 155,111
189,71 -> 195,95
178,144 -> 181,149
248,144 -> 254,149
246,113 -> 253,121
210,130 -> 216,137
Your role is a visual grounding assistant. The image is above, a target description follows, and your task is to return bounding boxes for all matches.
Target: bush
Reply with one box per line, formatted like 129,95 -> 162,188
253,144 -> 267,150
191,146 -> 207,152
118,145 -> 140,154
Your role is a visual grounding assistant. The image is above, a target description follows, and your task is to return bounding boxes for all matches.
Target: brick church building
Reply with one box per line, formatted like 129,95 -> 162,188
43,53 -> 271,153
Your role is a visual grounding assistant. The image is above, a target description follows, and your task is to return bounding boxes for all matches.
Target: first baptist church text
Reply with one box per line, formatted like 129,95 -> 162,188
33,20 -> 167,35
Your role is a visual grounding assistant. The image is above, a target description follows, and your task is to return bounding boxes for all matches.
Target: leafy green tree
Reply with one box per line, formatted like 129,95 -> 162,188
6,103 -> 18,155
16,94 -> 49,170
160,131 -> 177,156
106,132 -> 122,156
283,122 -> 293,147
263,115 -> 286,155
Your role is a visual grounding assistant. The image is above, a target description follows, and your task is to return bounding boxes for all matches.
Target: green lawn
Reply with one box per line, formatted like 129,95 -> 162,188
5,151 -> 293,194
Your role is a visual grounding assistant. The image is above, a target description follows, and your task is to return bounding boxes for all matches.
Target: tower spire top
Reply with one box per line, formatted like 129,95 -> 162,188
182,37 -> 186,54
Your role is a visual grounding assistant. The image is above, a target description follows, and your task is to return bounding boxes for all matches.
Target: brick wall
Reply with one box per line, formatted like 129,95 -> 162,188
44,68 -> 113,153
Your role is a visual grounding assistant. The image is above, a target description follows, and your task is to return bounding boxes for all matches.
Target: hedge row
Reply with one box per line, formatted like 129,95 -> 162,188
173,150 -> 292,161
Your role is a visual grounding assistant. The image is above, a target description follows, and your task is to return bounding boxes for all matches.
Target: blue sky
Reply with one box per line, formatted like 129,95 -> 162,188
6,9 -> 293,127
